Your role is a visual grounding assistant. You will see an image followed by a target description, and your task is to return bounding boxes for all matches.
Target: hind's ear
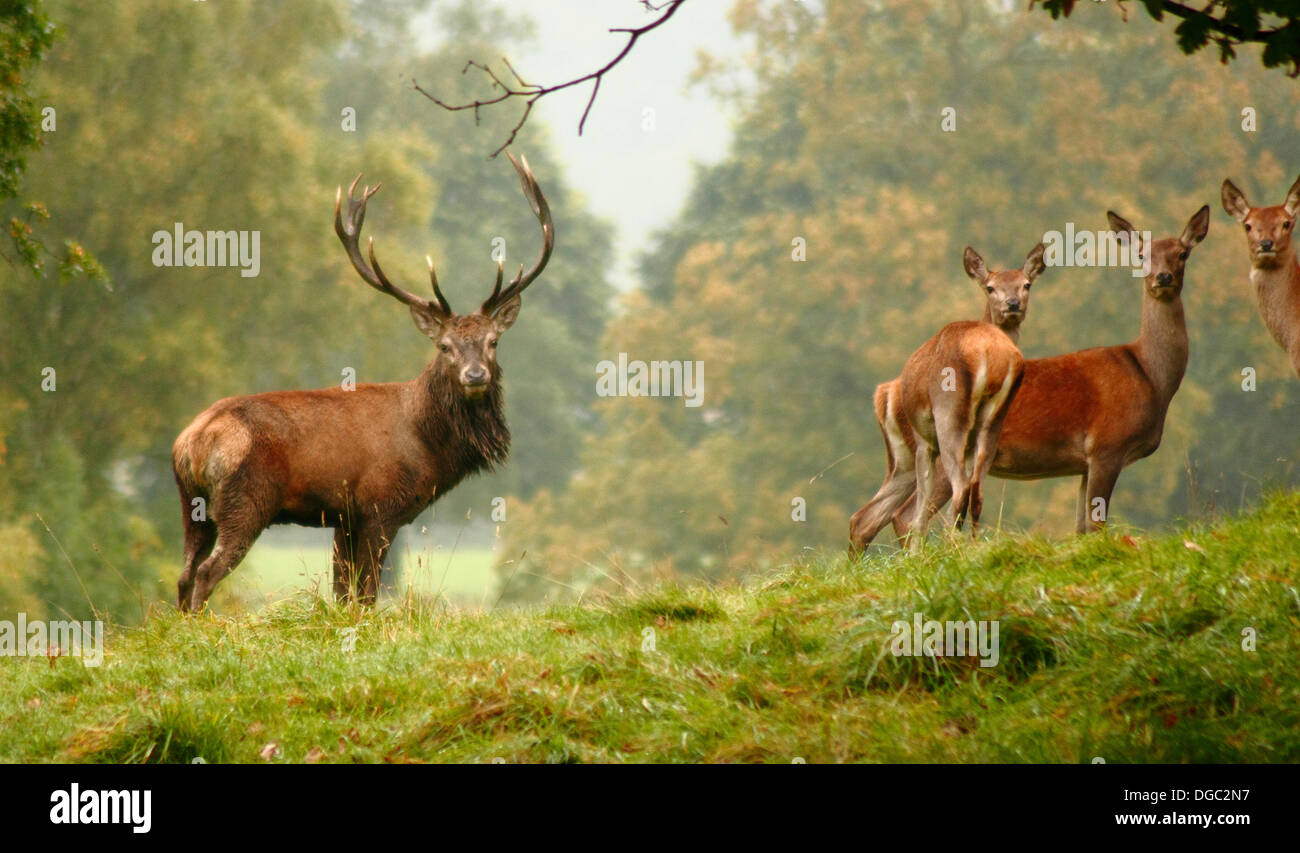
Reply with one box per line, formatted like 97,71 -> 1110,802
1221,179 -> 1251,222
1285,174 -> 1300,217
1107,211 -> 1141,255
1181,205 -> 1210,248
963,247 -> 988,284
1022,242 -> 1047,283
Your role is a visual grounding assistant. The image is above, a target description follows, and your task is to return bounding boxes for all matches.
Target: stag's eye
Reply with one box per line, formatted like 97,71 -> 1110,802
439,343 -> 452,354
487,338 -> 498,349
1245,224 -> 1252,232
1179,251 -> 1188,260
986,286 -> 994,293
1285,221 -> 1293,230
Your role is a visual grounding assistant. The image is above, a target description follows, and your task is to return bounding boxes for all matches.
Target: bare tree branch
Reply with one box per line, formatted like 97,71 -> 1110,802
415,0 -> 688,157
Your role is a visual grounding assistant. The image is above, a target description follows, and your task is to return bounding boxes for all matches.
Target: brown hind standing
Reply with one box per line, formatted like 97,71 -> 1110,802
891,259 -> 1030,550
172,151 -> 552,611
848,243 -> 1044,554
1221,174 -> 1300,378
878,207 -> 1209,541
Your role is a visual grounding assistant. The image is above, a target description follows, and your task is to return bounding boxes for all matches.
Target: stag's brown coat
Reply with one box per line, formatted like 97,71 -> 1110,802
173,152 -> 552,611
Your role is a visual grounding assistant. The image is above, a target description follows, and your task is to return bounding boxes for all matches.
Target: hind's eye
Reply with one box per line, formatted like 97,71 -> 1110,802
1245,224 -> 1252,232
1285,222 -> 1293,230
439,343 -> 451,354
487,339 -> 498,348
986,286 -> 994,293
1179,251 -> 1188,260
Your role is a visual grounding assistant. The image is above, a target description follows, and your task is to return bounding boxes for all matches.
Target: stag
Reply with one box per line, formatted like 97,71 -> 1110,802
172,151 -> 552,611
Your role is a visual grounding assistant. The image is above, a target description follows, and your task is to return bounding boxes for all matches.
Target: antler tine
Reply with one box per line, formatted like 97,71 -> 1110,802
426,255 -> 453,316
483,258 -> 505,307
334,175 -> 449,317
480,150 -> 555,316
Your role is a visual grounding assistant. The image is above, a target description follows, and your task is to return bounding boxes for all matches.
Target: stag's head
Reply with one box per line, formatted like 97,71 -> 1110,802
1222,175 -> 1300,270
1108,207 -> 1208,302
334,150 -> 553,399
963,242 -> 1046,334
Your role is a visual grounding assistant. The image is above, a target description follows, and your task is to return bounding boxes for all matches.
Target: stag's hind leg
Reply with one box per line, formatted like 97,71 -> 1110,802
188,484 -> 275,612
177,517 -> 217,612
188,523 -> 262,612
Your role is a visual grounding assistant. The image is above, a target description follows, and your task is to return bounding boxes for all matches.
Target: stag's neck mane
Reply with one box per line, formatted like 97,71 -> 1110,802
411,363 -> 511,485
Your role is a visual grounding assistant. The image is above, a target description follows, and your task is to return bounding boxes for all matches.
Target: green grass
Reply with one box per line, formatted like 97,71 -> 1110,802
5,493 -> 1300,763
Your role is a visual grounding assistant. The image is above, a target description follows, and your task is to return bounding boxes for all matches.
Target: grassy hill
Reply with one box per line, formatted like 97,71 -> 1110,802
5,493 -> 1300,763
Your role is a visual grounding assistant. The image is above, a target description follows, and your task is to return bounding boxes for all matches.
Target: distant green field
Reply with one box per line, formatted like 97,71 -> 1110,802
235,542 -> 499,608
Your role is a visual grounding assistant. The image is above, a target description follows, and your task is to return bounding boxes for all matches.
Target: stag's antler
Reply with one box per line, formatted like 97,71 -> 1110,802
334,176 -> 453,317
480,150 -> 554,318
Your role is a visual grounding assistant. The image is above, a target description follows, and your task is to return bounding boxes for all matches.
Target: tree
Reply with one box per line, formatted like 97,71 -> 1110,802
1032,1 -> 1300,77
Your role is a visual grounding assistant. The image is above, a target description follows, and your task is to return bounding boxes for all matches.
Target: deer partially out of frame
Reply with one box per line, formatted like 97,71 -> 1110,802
172,151 -> 553,611
866,208 -> 1209,545
1221,174 -> 1300,379
849,243 -> 1045,554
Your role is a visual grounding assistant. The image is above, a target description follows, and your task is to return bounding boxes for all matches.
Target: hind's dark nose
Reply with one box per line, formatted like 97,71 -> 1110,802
1005,299 -> 1021,312
1260,239 -> 1275,252
1156,272 -> 1173,286
463,366 -> 489,386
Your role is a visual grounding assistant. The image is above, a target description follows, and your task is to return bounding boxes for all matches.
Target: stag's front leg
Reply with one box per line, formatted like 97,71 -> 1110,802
352,520 -> 397,606
332,525 -> 357,603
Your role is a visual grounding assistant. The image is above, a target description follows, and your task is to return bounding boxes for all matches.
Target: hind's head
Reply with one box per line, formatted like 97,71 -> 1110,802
1222,175 -> 1300,270
962,242 -> 1047,337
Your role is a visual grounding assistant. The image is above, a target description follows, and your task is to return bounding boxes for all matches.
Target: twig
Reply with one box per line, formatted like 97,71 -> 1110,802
415,0 -> 689,157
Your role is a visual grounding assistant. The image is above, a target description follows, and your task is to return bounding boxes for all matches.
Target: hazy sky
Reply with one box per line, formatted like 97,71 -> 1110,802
420,0 -> 749,289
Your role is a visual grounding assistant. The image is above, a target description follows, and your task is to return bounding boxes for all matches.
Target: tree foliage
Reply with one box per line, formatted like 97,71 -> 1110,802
1032,0 -> 1300,77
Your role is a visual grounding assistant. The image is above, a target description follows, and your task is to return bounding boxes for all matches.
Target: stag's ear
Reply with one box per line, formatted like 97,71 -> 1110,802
1182,205 -> 1211,248
1221,179 -> 1251,222
410,305 -> 447,338
491,295 -> 522,331
1285,174 -> 1300,217
963,247 -> 989,284
1022,242 -> 1047,283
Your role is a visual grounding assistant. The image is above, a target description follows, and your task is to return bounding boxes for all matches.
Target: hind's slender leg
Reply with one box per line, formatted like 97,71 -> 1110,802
909,444 -> 941,552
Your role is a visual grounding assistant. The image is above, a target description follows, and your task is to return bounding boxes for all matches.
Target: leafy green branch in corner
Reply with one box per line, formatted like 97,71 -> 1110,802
1032,0 -> 1300,76
0,0 -> 106,284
